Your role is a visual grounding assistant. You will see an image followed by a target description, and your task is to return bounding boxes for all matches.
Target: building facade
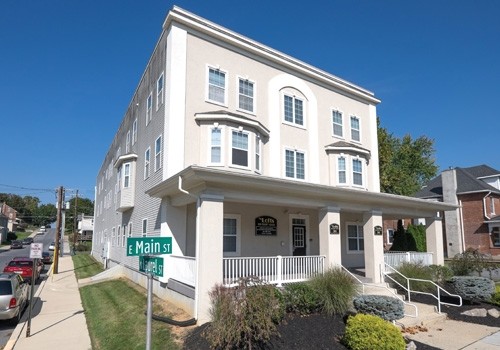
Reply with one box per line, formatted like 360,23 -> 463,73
92,6 -> 456,323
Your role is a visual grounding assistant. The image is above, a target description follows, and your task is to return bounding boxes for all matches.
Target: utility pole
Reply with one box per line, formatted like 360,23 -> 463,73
73,190 -> 78,251
53,186 -> 63,274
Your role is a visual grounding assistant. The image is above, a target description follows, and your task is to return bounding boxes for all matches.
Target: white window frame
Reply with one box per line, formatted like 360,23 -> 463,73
255,134 -> 261,173
289,215 -> 309,255
283,94 -> 305,127
350,116 -> 361,142
142,218 -> 148,236
284,148 -> 306,180
206,66 -> 228,106
231,129 -> 249,168
156,73 -> 164,110
111,227 -> 116,247
237,77 -> 255,114
387,229 -> 395,245
209,126 -> 223,165
123,163 -> 131,188
132,118 -> 138,144
128,223 -> 133,238
337,155 -> 347,185
332,109 -> 343,138
126,130 -> 131,153
144,147 -> 151,180
146,92 -> 153,124
346,223 -> 364,253
223,214 -> 241,256
352,158 -> 364,187
154,135 -> 162,172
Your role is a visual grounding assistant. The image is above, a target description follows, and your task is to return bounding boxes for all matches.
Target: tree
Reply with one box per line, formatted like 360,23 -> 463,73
378,118 -> 439,196
390,219 -> 417,252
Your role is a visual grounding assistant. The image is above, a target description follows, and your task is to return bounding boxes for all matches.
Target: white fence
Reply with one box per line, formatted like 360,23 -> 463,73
223,255 -> 325,287
384,251 -> 433,270
169,255 -> 196,286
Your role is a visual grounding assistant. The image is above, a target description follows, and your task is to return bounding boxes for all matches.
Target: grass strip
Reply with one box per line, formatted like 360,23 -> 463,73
72,252 -> 105,279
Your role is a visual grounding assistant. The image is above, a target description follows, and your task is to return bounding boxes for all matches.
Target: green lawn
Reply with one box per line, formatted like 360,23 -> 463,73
72,253 -> 105,279
80,279 -> 180,350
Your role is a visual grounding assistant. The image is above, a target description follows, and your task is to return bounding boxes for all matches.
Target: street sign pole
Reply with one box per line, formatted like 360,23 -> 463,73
146,260 -> 153,350
26,259 -> 36,337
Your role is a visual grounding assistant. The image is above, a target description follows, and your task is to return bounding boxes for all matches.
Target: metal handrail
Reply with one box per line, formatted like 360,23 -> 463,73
383,263 -> 462,313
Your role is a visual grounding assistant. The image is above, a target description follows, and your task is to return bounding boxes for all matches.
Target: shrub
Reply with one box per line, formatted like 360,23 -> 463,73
205,277 -> 283,349
7,231 -> 17,241
449,248 -> 489,276
428,264 -> 453,285
309,267 -> 359,316
352,295 -> 404,321
282,282 -> 320,315
391,261 -> 435,293
342,313 -> 406,350
407,224 -> 426,252
449,276 -> 495,302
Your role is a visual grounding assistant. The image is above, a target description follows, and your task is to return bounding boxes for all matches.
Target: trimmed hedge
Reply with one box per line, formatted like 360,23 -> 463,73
352,295 -> 405,321
449,276 -> 495,302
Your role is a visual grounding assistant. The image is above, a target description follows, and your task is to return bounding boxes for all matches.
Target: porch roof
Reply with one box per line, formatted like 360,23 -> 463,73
146,166 -> 458,219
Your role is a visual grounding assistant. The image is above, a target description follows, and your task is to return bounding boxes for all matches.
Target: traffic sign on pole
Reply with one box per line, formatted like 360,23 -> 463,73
139,256 -> 164,277
126,237 -> 172,256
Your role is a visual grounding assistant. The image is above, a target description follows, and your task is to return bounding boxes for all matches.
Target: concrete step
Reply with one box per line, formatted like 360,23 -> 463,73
398,301 -> 447,328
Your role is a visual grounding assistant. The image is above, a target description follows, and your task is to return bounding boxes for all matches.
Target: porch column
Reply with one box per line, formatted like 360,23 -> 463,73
196,194 -> 224,324
319,206 -> 341,268
363,210 -> 384,283
426,216 -> 444,265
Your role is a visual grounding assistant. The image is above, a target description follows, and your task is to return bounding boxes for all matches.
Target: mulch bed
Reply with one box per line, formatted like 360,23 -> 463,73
181,297 -> 500,350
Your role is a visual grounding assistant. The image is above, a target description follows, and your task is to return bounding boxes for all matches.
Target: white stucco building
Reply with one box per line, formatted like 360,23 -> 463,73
92,6 -> 456,324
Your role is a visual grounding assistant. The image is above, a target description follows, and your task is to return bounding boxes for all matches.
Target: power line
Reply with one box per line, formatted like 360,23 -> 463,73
0,183 -> 55,192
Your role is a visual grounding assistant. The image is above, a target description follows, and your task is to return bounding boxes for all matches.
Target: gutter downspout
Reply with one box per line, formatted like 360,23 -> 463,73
483,191 -> 492,220
178,176 -> 200,322
458,200 -> 466,253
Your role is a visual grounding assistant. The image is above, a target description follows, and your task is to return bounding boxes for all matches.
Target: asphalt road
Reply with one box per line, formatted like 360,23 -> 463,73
0,228 -> 57,347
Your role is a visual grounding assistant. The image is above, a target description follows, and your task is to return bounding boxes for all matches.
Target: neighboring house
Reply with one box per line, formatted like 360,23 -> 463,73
92,6 -> 456,324
0,203 -> 18,233
415,165 -> 500,258
0,211 -> 7,243
77,215 -> 94,241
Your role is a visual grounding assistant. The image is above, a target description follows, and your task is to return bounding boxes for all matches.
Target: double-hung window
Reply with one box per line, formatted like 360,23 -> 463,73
332,110 -> 343,137
210,128 -> 222,164
352,158 -> 363,186
132,118 -> 138,144
208,68 -> 226,104
144,148 -> 150,179
255,135 -> 261,172
338,156 -> 347,184
350,116 -> 360,142
238,78 -> 254,112
154,136 -> 162,172
156,73 -> 164,109
387,229 -> 395,244
231,130 -> 248,167
285,149 -> 305,179
347,224 -> 364,251
142,218 -> 148,236
223,215 -> 240,255
126,131 -> 131,153
284,95 -> 304,126
492,228 -> 500,247
146,93 -> 152,124
123,163 -> 131,188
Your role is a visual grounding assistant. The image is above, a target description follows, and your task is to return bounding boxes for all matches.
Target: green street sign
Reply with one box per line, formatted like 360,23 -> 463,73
127,237 -> 172,256
139,256 -> 164,277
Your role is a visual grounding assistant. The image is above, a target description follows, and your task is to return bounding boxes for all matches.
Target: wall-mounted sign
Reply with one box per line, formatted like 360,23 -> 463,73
374,225 -> 383,236
330,223 -> 340,235
255,216 -> 277,236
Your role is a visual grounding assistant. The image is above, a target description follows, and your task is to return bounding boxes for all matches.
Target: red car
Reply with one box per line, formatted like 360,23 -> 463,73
3,257 -> 43,283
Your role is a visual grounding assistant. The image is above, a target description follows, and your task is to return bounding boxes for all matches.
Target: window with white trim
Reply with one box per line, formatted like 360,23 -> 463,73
350,116 -> 360,142
112,227 -> 116,247
132,118 -> 138,144
146,93 -> 152,124
284,95 -> 304,126
332,110 -> 343,137
156,73 -> 164,109
144,148 -> 150,179
121,225 -> 126,247
231,130 -> 248,167
285,149 -> 305,179
238,78 -> 254,112
154,135 -> 162,171
123,163 -> 131,188
126,130 -> 131,153
387,229 -> 395,244
142,218 -> 148,236
490,197 -> 495,215
128,223 -> 133,238
223,215 -> 240,255
117,226 -> 121,247
492,228 -> 500,247
352,158 -> 363,186
347,224 -> 364,251
208,67 -> 226,104
210,128 -> 222,164
255,135 -> 261,172
338,156 -> 346,184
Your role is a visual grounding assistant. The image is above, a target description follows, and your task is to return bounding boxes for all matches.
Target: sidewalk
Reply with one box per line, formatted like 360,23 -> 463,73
5,251 -> 92,350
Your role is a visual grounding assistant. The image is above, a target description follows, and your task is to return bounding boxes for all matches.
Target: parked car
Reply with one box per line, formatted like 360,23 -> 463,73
41,252 -> 52,264
10,240 -> 23,249
3,257 -> 42,283
48,242 -> 55,251
36,230 -> 44,235
21,237 -> 34,245
40,226 -> 46,232
0,273 -> 29,325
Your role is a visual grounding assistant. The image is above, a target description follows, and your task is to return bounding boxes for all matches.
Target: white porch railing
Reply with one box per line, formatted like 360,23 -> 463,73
223,255 -> 325,287
169,255 -> 196,286
384,251 -> 433,271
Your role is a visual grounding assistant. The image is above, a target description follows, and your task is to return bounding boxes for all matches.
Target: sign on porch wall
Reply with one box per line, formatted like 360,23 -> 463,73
255,216 -> 277,236
374,225 -> 383,235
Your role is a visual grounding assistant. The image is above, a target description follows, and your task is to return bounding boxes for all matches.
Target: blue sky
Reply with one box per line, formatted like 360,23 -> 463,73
1,0 -> 499,204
